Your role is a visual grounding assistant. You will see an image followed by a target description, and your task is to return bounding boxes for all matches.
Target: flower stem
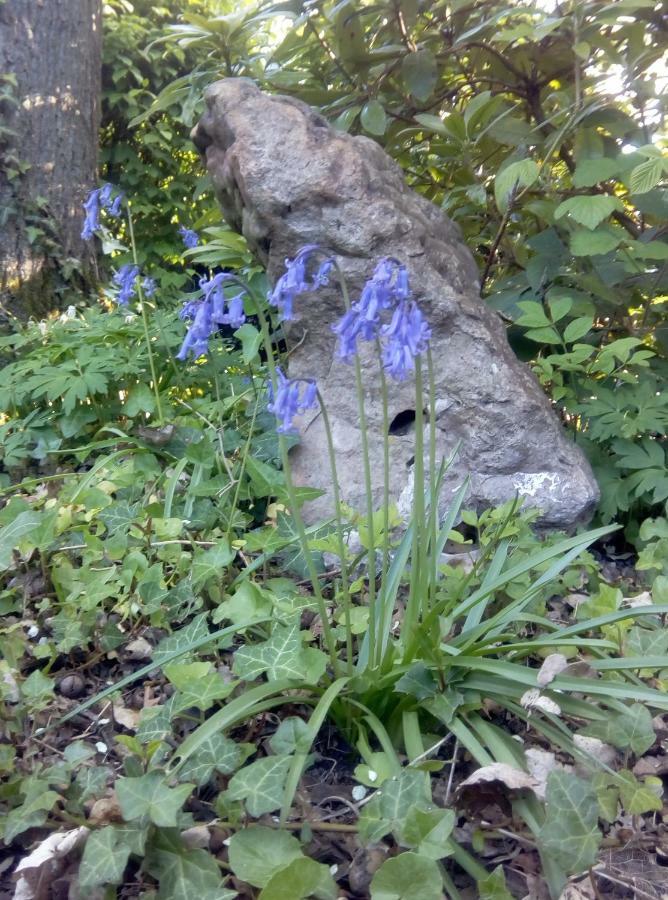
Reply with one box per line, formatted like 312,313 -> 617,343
317,389 -> 354,676
427,347 -> 438,612
254,302 -> 340,675
404,356 -> 425,661
126,203 -> 163,424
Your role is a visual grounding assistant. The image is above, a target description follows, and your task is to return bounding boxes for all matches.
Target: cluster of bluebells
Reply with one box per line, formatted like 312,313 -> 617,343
332,257 -> 430,381
110,267 -> 157,306
176,272 -> 248,361
179,225 -> 199,249
81,183 -> 123,240
267,367 -> 318,433
267,245 -> 334,322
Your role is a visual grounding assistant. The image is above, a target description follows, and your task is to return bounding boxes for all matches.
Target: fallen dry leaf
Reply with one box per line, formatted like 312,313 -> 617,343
88,794 -> 123,825
573,734 -> 617,770
521,688 -> 561,716
456,762 -> 540,814
537,653 -> 569,688
112,701 -> 141,731
13,827 -> 88,900
525,748 -> 567,800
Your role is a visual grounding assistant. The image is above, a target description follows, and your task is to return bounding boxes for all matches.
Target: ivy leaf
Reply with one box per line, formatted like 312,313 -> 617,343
581,703 -> 656,755
98,501 -> 141,535
258,857 -> 338,900
269,716 -> 312,755
116,772 -> 194,826
228,826 -> 304,887
478,865 -> 514,899
370,852 -> 443,900
245,457 -> 285,498
400,807 -> 455,858
171,672 -> 236,713
617,770 -> 662,814
79,826 -> 132,887
361,100 -> 387,136
4,783 -> 60,843
144,829 -> 236,900
401,50 -> 437,101
192,540 -> 235,587
554,195 -> 623,229
153,614 -> 211,666
538,771 -> 601,874
125,383 -> 156,417
226,755 -> 293,816
628,157 -> 664,194
179,734 -> 254,786
232,618 -> 327,684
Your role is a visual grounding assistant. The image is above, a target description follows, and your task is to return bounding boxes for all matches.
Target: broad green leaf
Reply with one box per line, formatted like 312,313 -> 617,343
226,755 -> 292,816
79,827 -> 132,887
554,195 -> 623,229
370,852 -> 443,900
269,716 -> 311,755
538,771 -> 601,874
164,661 -> 212,690
228,826 -> 303,887
573,158 -> 620,187
235,323 -> 262,364
232,618 -> 326,684
524,326 -> 562,345
152,614 -> 211,665
401,50 -> 437,101
628,157 -> 664,194
258,857 -> 338,900
516,300 -> 551,328
245,457 -> 285,497
394,662 -> 437,700
179,734 -> 253,785
478,865 -> 514,899
125,383 -> 156,417
212,580 -> 274,625
563,316 -> 594,343
171,672 -> 236,713
116,772 -> 194,826
0,510 -> 42,570
617,770 -> 662,814
570,229 -> 622,256
581,703 -> 655,755
628,240 -> 668,260
549,295 -> 573,322
361,100 -> 387,136
144,829 -> 236,900
494,159 -> 539,212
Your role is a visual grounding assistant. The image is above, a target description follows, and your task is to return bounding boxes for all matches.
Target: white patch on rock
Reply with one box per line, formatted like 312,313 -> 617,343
512,471 -> 560,498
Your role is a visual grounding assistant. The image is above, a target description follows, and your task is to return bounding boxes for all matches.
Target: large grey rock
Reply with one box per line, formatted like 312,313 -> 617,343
192,78 -> 599,529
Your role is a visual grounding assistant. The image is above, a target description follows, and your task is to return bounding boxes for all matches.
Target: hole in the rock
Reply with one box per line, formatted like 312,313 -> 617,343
389,409 -> 417,435
406,455 -> 415,469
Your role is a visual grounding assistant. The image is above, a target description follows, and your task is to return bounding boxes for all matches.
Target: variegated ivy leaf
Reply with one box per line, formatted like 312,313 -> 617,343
538,771 -> 601,875
79,826 -> 132,888
178,734 -> 254,786
478,865 -> 514,899
232,618 -> 326,684
144,829 -> 236,900
617,770 -> 662,814
225,755 -> 293,817
370,852 -> 443,900
116,772 -> 193,827
400,806 -> 455,859
153,614 -> 210,666
359,769 -> 431,845
581,702 -> 655,755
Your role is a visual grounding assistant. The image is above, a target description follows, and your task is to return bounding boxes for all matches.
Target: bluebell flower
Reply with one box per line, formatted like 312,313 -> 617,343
331,257 -> 410,359
176,273 -> 247,360
142,277 -> 157,298
381,299 -> 431,381
179,225 -> 199,249
176,298 -> 214,361
267,366 -> 319,433
113,264 -> 140,305
81,183 -> 123,239
268,245 -> 333,321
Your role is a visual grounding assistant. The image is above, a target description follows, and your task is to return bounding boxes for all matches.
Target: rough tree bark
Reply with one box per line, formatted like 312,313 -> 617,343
0,0 -> 102,318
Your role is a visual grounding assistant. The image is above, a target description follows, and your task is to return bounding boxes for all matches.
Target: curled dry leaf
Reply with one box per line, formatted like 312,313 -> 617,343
521,688 -> 562,716
124,636 -> 153,660
455,762 -> 540,814
112,701 -> 140,731
537,653 -> 569,687
623,591 -> 653,608
181,825 -> 211,850
87,794 -> 123,825
13,827 -> 88,900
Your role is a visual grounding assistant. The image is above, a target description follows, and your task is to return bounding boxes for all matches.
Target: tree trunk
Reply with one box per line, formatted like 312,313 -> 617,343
0,0 -> 102,318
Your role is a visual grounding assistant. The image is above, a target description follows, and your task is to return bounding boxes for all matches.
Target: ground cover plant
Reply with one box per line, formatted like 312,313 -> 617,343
1,1 -> 667,898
